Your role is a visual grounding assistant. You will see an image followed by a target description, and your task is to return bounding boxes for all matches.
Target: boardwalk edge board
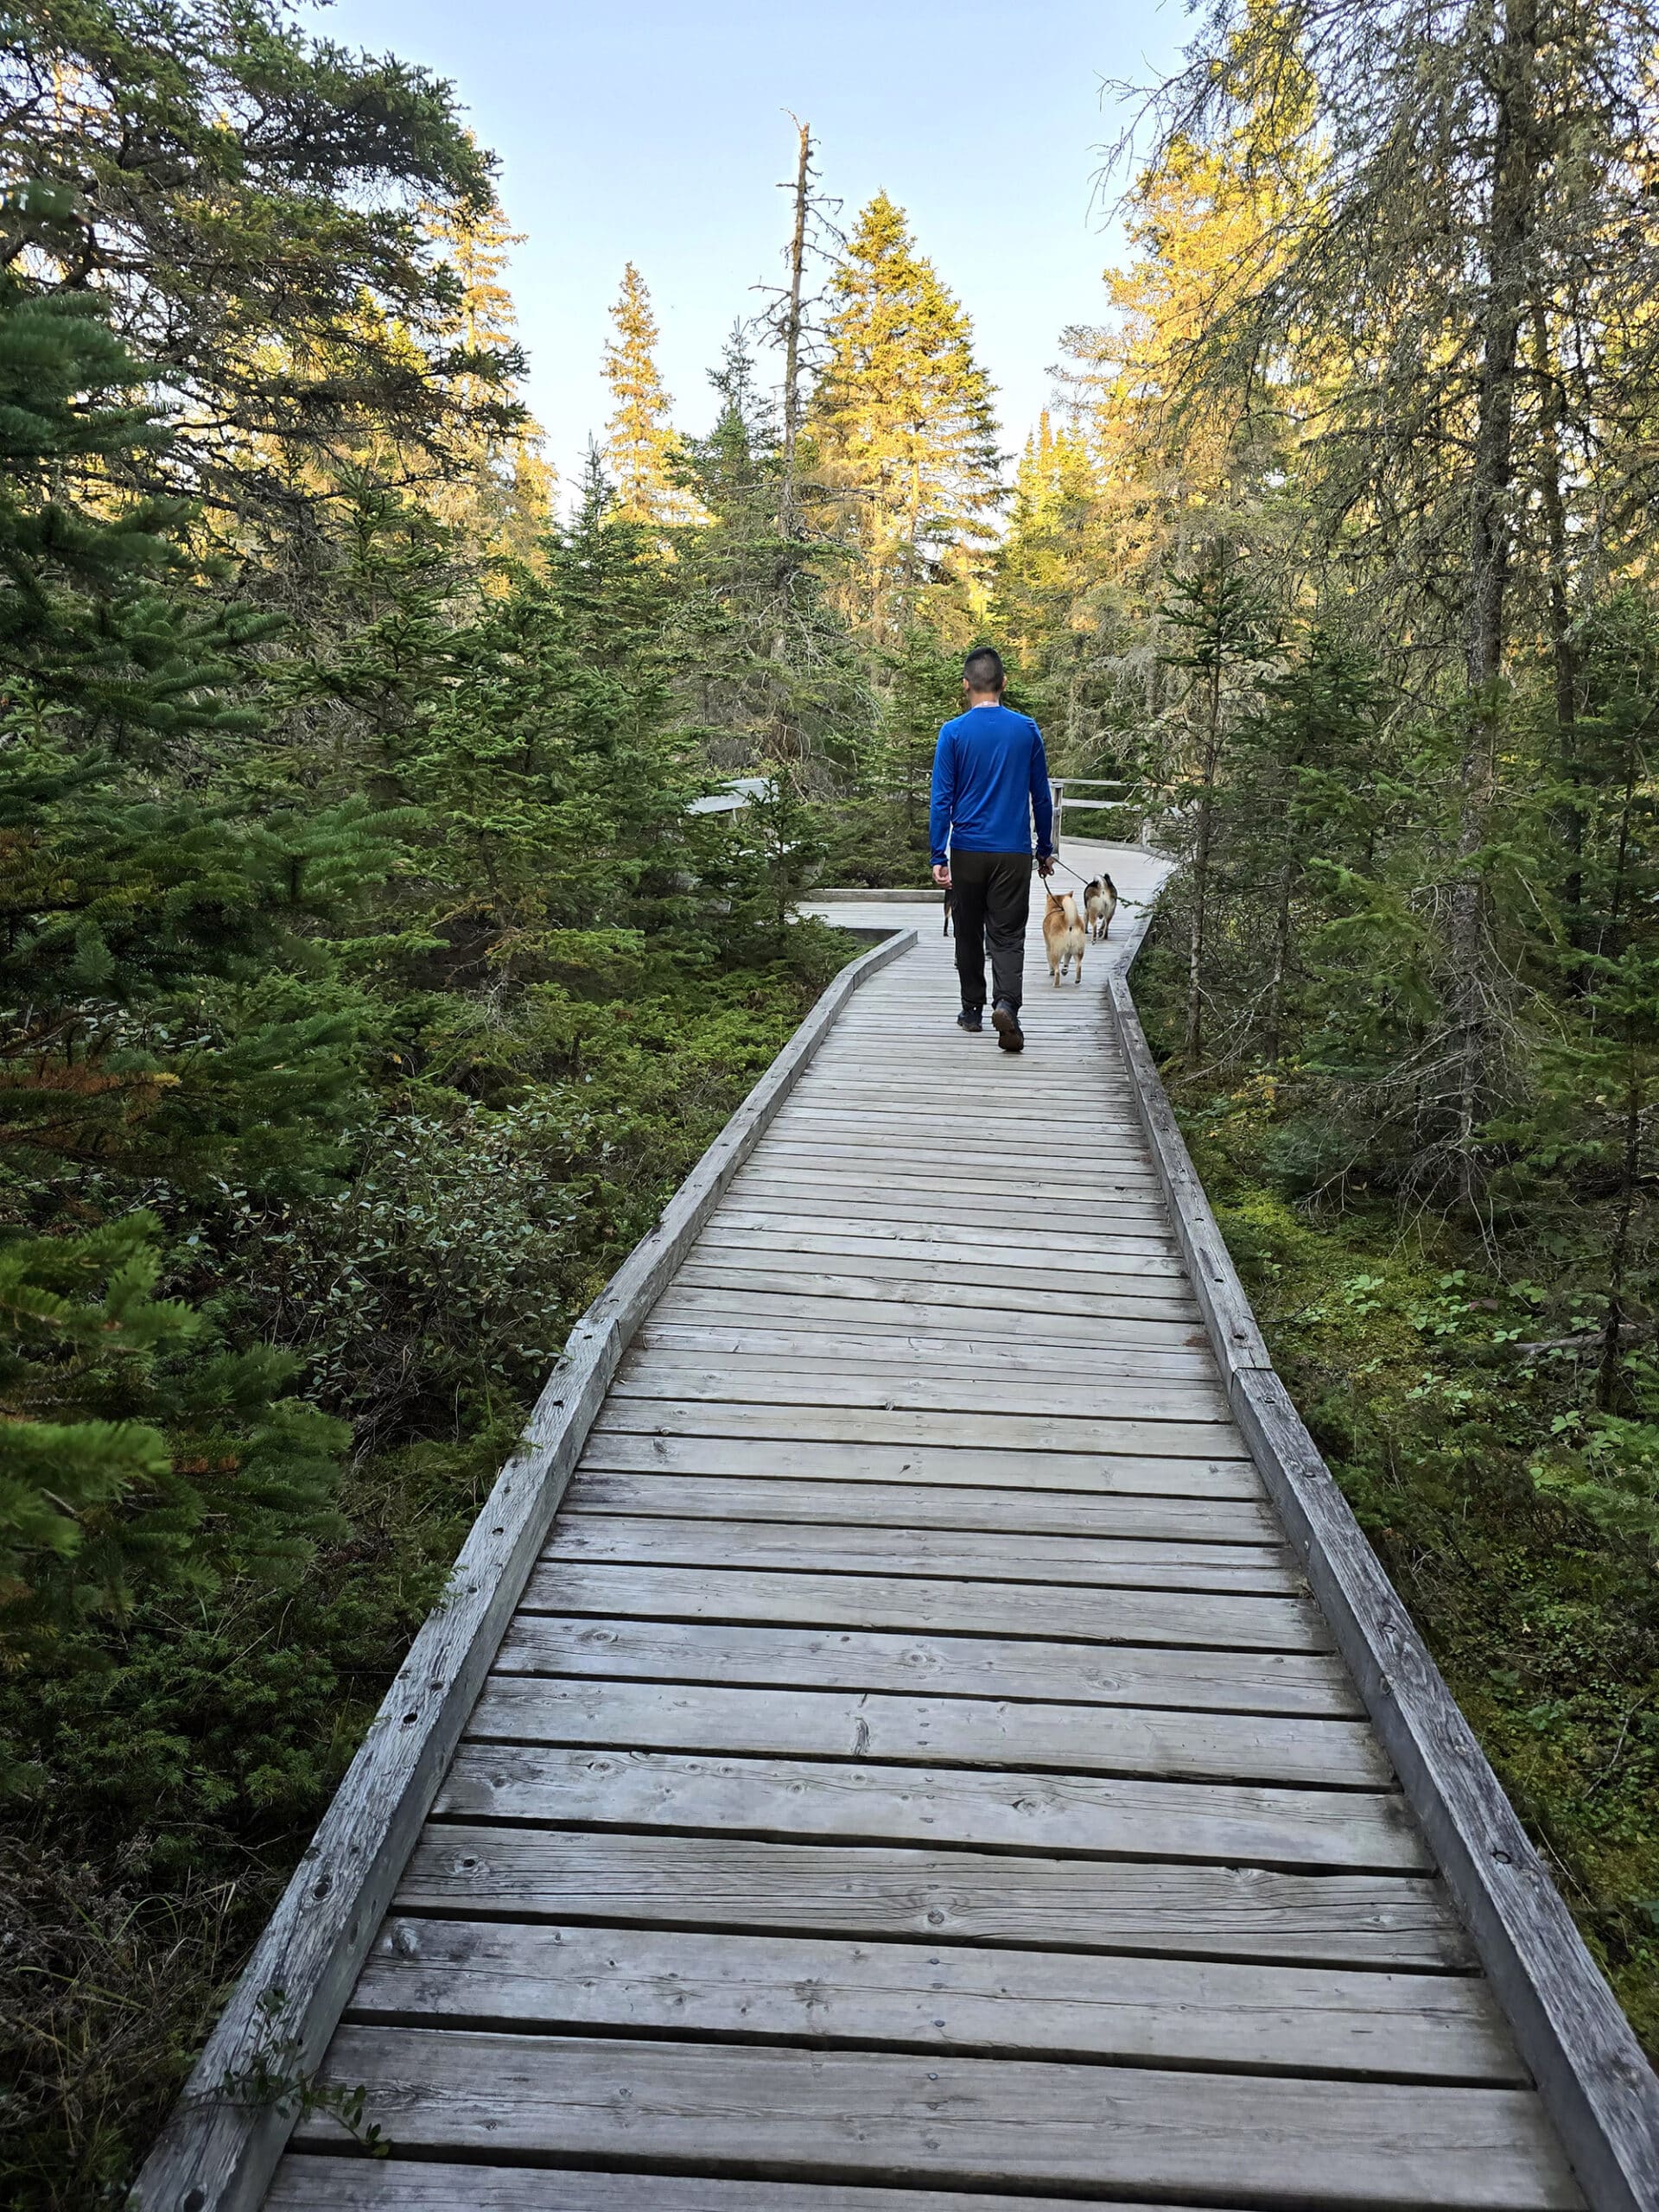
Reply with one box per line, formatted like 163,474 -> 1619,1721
1108,924 -> 1659,2212
129,926 -> 918,2212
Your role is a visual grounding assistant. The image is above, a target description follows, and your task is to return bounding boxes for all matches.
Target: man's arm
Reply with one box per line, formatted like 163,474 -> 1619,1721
1030,727 -> 1055,862
929,726 -> 956,880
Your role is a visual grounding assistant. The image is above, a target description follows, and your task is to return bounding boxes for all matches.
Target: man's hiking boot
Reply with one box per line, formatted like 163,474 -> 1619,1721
957,1007 -> 983,1033
992,1000 -> 1024,1052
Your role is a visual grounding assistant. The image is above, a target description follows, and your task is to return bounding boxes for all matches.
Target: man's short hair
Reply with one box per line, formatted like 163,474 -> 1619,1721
963,647 -> 1005,693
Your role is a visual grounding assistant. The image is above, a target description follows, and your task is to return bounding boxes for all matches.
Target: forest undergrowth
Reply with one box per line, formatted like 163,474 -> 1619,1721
1134,925 -> 1659,2060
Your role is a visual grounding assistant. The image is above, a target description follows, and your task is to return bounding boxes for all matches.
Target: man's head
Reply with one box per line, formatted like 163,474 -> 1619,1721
963,647 -> 1005,703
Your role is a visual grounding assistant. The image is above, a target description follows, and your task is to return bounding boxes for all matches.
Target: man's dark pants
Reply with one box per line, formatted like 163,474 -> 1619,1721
950,849 -> 1032,1012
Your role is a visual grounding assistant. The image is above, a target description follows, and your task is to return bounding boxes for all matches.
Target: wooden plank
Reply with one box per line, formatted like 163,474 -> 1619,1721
467,1675 -> 1388,1788
437,1745 -> 1426,1870
728,1176 -> 1170,1233
705,1212 -> 1182,1268
518,1561 -> 1327,1653
751,1135 -> 1156,1179
613,1353 -> 1226,1420
634,1319 -> 1217,1379
594,1398 -> 1243,1461
744,1149 -> 1161,1197
294,2031 -> 1580,2208
495,1614 -> 1361,1717
128,926 -> 924,2212
748,1134 -> 1157,1176
733,1175 -> 1163,1218
691,1236 -> 1192,1305
576,1430 -> 1267,1499
350,1916 -> 1522,2082
673,1258 -> 1201,1325
398,1825 -> 1474,1969
661,1276 -> 1208,1342
542,1514 -> 1292,1594
268,2164 -> 1213,2212
1103,969 -> 1271,1380
562,1468 -> 1281,1541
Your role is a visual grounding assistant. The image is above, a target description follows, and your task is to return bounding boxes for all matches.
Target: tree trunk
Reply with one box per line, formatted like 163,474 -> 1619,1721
1530,303 -> 1584,949
1452,0 -> 1540,1182
779,119 -> 810,542
1596,1045 -> 1642,1412
1185,661 -> 1222,1065
1265,855 -> 1294,1066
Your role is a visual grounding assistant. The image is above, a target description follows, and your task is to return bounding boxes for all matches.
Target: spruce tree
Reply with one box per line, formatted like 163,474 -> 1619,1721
0,270 -> 379,1645
811,192 -> 1003,639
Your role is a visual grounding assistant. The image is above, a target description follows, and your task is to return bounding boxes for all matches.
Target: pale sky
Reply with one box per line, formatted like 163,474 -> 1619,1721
305,0 -> 1187,494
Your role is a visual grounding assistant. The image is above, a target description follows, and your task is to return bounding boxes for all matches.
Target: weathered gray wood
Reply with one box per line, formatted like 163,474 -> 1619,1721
292,2031 -> 1580,2208
594,1397 -> 1243,1461
704,1211 -> 1182,1268
563,1467 -> 1280,1541
728,1175 -> 1168,1233
692,1234 -> 1192,1303
742,1149 -> 1160,1198
467,1673 -> 1385,1786
577,1429 -> 1267,1499
519,1560 -> 1328,1651
436,1745 -> 1427,1869
542,1513 -> 1291,1593
350,1916 -> 1520,2082
610,1357 -> 1230,1425
398,1825 -> 1474,1967
128,927 -> 920,2212
267,2164 -> 1211,2212
635,1317 -> 1217,1378
674,1256 -> 1201,1323
495,1611 -> 1361,1714
752,1141 -> 1159,1194
1104,968 -> 1272,1379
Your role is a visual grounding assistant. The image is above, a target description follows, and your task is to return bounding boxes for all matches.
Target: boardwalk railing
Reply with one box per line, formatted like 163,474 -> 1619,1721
130,927 -> 918,2212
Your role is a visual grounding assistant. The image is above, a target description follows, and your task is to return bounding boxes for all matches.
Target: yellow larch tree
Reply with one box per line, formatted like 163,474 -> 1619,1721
602,262 -> 696,529
810,192 -> 1003,640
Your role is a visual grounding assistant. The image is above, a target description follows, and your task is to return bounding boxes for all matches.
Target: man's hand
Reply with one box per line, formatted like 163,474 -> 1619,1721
932,861 -> 951,888
1037,854 -> 1056,879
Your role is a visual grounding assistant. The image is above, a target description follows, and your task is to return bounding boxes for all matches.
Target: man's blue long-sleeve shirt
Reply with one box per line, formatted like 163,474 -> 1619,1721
929,702 -> 1054,865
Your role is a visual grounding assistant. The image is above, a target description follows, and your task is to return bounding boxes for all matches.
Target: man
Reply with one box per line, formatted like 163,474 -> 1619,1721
929,647 -> 1055,1053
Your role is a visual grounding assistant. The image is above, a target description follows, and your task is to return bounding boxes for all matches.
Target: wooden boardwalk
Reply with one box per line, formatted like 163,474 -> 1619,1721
248,843 -> 1592,2210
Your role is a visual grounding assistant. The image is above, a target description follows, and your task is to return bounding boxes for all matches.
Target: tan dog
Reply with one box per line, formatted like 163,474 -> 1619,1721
1043,890 -> 1086,985
1084,874 -> 1118,942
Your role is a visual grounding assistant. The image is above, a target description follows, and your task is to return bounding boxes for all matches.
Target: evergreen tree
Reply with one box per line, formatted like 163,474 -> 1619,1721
0,271 -> 376,1649
0,0 -> 518,543
603,263 -> 695,530
1157,540 -> 1273,1064
423,177 -> 556,561
811,192 -> 1003,639
671,329 -> 870,771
